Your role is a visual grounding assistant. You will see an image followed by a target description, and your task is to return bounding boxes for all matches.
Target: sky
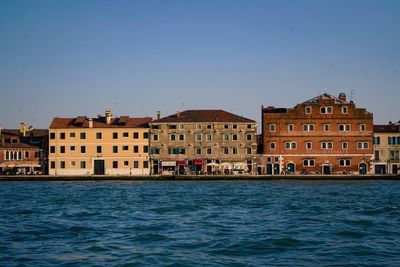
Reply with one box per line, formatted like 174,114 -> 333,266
0,0 -> 399,130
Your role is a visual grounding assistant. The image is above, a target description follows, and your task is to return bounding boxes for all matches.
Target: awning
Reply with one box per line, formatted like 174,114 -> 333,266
194,160 -> 203,165
177,161 -> 186,165
162,161 -> 176,167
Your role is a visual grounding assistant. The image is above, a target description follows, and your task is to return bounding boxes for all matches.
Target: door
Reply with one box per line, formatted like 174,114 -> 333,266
273,163 -> 280,175
323,165 -> 331,175
266,164 -> 272,175
287,163 -> 295,174
392,165 -> 398,175
94,160 -> 105,175
375,165 -> 386,174
359,163 -> 367,175
153,164 -> 159,175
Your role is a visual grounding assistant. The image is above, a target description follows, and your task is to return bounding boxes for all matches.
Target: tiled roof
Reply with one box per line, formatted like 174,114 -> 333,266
151,110 -> 256,123
374,124 -> 400,133
0,142 -> 42,149
303,93 -> 348,104
49,116 -> 152,129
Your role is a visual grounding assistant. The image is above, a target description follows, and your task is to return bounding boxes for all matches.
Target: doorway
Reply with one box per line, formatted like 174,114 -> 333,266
266,164 -> 272,175
273,163 -> 280,175
392,165 -> 398,175
94,159 -> 105,175
287,163 -> 295,174
359,163 -> 367,175
322,164 -> 331,175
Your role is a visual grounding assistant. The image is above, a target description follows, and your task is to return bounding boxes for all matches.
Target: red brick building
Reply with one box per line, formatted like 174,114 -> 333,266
261,93 -> 373,175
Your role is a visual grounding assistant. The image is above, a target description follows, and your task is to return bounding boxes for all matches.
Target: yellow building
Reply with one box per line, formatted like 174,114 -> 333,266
373,123 -> 400,175
49,110 -> 152,176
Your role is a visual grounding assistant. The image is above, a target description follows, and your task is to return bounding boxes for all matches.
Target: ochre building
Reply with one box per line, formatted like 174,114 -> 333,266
373,122 -> 400,175
261,93 -> 373,175
149,110 -> 258,175
49,110 -> 152,176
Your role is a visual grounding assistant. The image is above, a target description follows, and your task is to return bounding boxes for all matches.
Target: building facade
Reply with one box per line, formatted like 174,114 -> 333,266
261,93 -> 373,175
49,110 -> 152,176
373,123 -> 400,174
0,124 -> 48,175
149,110 -> 258,175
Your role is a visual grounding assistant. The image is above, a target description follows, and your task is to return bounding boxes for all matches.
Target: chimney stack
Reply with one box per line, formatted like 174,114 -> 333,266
20,123 -> 26,137
339,93 -> 347,102
89,118 -> 93,128
156,111 -> 161,120
105,109 -> 112,124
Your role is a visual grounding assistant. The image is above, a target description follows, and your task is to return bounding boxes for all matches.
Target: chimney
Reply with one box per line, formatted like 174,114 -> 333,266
88,118 -> 93,128
339,93 -> 347,102
20,123 -> 26,137
157,111 -> 161,120
177,111 -> 180,118
105,109 -> 112,124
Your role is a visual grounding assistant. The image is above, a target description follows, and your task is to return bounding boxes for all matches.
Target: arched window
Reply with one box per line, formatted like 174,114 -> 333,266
14,152 -> 17,160
18,151 -> 22,160
10,151 -> 14,160
6,151 -> 9,160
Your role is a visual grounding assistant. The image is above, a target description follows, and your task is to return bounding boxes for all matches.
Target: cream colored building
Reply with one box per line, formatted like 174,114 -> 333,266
373,123 -> 400,175
49,110 -> 152,176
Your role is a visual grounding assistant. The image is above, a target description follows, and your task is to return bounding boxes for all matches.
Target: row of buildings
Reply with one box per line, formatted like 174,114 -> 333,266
1,92 -> 399,175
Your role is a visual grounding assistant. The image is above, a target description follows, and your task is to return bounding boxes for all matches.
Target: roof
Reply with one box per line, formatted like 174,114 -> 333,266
262,107 -> 287,114
0,142 -> 42,149
303,93 -> 348,104
374,124 -> 400,133
49,116 -> 152,129
151,110 -> 256,123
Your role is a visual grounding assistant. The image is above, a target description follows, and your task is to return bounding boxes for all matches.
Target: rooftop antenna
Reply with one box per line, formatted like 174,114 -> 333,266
350,90 -> 355,102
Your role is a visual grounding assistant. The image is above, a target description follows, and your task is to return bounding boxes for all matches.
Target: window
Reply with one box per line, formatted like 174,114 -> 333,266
375,150 -> 380,161
196,148 -> 202,155
80,161 -> 86,168
144,161 -> 149,168
285,142 -> 296,149
169,125 -> 177,130
233,124 -> 237,129
388,137 -> 400,145
207,124 -> 212,129
51,161 -> 55,169
207,148 -> 212,154
247,124 -> 252,129
179,124 -> 184,130
270,124 -> 276,132
247,147 -> 252,154
224,124 -> 229,129
71,161 -> 75,167
60,161 -> 65,169
50,146 -> 55,153
60,146 -> 65,153
324,124 -> 330,132
197,125 -> 201,130
80,132 -> 86,139
232,147 -> 238,154
303,159 -> 315,167
321,142 -> 333,149
133,132 -> 139,139
342,142 -> 348,149
224,147 -> 229,154
342,106 -> 347,114
96,132 -> 102,139
321,106 -> 332,114
321,107 -> 326,114
390,151 -> 399,160
170,134 -> 176,141
113,146 -> 118,153
143,146 -> 148,153
143,132 -> 149,139
196,134 -> 202,141
224,134 -> 229,141
288,124 -> 293,132
179,134 -> 184,141
113,132 -> 118,139
123,146 -> 129,151
25,151 -> 29,158
207,134 -> 212,141
97,146 -> 102,153
357,142 -> 369,149
232,134 -> 238,141
306,142 -> 312,149
339,124 -> 351,132
123,132 -> 129,137
339,159 -> 351,167
113,161 -> 118,168
305,106 -> 311,114
153,134 -> 158,141
151,148 -> 160,154
270,142 -> 276,150
246,134 -> 252,141
373,137 -> 380,145
152,125 -> 159,129
60,133 -> 65,139
134,161 -> 139,168
124,161 -> 129,166
70,132 -> 75,138
81,146 -> 86,153
133,146 -> 138,153
50,133 -> 55,139
346,124 -> 351,131
303,124 -> 315,132
70,146 -> 75,151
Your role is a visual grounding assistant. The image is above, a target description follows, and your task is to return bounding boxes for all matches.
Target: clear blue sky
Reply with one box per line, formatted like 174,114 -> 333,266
1,0 -> 399,129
